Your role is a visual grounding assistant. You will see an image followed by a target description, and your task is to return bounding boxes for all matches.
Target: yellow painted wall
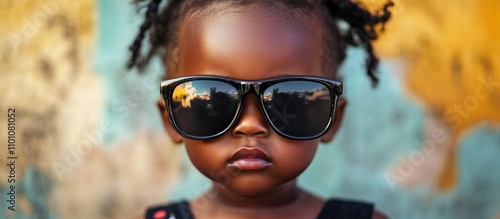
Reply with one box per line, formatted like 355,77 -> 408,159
373,0 -> 500,189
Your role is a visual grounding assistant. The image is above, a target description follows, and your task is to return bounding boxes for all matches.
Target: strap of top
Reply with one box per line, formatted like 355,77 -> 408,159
316,199 -> 374,219
145,201 -> 193,219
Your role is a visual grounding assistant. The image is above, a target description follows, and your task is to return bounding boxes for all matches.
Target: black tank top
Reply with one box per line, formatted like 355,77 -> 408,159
145,199 -> 374,219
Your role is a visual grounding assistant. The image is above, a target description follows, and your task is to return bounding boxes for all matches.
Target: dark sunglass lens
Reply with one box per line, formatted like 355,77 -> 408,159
170,80 -> 240,137
263,81 -> 332,138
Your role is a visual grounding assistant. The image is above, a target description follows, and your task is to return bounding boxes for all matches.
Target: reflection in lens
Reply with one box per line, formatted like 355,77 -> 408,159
171,80 -> 239,137
263,81 -> 332,137
172,82 -> 196,107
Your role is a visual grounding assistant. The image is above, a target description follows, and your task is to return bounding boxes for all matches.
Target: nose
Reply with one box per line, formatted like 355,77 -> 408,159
232,94 -> 269,138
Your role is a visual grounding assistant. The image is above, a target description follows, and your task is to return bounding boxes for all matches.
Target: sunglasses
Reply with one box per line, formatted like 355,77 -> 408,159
160,75 -> 343,140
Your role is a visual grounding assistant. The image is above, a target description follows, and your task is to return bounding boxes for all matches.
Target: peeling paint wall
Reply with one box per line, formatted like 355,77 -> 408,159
0,0 -> 499,219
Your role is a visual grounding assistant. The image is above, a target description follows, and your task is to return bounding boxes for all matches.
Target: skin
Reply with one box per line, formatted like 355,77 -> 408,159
157,3 -> 386,219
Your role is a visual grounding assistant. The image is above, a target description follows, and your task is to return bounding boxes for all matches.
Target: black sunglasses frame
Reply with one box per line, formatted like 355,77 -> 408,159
160,75 -> 343,140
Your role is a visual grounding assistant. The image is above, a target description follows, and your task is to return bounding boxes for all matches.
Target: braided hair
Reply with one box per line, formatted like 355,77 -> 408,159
128,0 -> 393,86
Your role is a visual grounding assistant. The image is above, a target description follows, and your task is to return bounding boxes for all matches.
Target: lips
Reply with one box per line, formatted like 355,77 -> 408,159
227,148 -> 272,171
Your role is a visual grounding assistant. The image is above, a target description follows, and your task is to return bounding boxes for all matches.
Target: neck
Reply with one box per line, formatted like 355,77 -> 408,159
215,180 -> 302,208
192,180 -> 304,210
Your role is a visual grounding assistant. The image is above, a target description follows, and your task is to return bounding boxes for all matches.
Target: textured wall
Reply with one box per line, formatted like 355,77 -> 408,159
0,1 -> 178,219
0,0 -> 499,219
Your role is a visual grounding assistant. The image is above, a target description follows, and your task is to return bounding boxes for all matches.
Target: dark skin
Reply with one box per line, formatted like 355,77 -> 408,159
157,3 -> 387,219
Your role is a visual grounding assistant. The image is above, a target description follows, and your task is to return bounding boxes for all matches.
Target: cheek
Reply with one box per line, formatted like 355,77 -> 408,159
185,141 -> 211,171
272,139 -> 320,172
183,140 -> 230,179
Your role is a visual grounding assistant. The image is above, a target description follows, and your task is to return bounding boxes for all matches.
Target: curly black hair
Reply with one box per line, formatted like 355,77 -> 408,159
128,0 -> 393,86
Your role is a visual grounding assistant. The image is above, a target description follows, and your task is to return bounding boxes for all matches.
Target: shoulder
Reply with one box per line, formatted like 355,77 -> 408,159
318,198 -> 390,219
372,210 -> 389,219
145,201 -> 193,219
318,198 -> 375,219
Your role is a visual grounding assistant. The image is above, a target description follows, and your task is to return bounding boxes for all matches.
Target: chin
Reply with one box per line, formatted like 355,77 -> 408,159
222,173 -> 293,196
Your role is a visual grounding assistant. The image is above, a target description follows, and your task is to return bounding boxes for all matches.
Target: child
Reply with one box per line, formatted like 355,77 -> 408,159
128,0 -> 393,218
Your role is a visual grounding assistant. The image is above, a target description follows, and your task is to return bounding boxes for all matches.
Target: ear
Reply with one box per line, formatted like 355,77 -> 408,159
157,98 -> 183,144
321,98 -> 347,143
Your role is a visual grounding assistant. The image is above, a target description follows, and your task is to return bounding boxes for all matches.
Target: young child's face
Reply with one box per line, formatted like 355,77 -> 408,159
159,3 -> 346,197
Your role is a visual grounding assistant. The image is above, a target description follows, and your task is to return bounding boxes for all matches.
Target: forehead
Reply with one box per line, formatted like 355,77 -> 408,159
173,2 -> 325,79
